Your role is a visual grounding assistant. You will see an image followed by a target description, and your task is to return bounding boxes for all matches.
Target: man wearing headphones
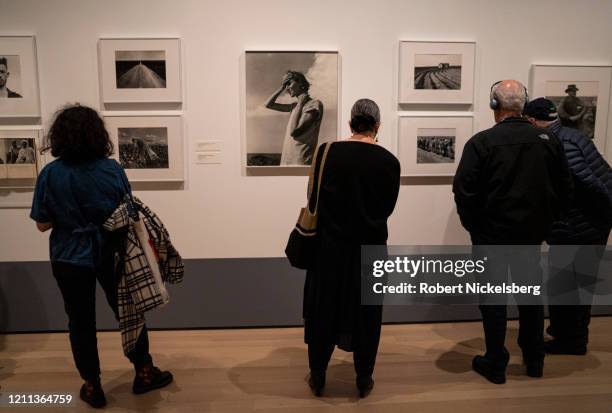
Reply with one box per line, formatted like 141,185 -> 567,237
453,80 -> 573,384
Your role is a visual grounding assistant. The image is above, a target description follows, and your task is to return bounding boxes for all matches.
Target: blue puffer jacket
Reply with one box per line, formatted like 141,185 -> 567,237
547,121 -> 612,244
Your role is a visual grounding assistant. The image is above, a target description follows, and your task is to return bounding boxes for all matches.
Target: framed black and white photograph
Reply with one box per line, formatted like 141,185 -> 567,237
417,130 -> 456,164
398,115 -> 473,176
104,115 -> 183,181
0,129 -> 43,187
399,41 -> 475,106
244,51 -> 339,167
531,65 -> 612,155
99,38 -> 181,103
0,36 -> 40,118
414,54 -> 462,90
115,50 -> 166,89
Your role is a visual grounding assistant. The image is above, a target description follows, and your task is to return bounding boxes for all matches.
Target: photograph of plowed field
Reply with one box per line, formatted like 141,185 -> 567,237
414,54 -> 461,90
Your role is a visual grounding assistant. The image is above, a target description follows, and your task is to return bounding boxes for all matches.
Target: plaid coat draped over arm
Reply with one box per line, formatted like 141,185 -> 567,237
103,195 -> 184,355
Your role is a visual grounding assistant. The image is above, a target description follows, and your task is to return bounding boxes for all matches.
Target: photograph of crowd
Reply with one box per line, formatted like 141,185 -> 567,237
417,131 -> 455,164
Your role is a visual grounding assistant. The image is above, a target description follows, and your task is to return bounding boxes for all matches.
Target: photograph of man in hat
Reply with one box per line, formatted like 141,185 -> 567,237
558,84 -> 588,130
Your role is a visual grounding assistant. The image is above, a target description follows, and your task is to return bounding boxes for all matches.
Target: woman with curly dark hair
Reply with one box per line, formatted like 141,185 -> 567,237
30,105 -> 172,408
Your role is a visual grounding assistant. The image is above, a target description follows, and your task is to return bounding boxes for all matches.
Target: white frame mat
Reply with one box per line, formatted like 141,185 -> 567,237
0,36 -> 41,118
398,115 -> 473,177
98,38 -> 182,104
104,115 -> 184,182
399,41 -> 475,106
530,64 -> 612,156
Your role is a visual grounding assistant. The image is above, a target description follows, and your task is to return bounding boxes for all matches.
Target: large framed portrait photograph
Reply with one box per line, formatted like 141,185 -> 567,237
399,41 -> 475,106
244,51 -> 339,167
99,38 -> 181,103
531,65 -> 612,154
104,115 -> 183,182
398,115 -> 473,176
0,36 -> 40,118
0,128 -> 43,187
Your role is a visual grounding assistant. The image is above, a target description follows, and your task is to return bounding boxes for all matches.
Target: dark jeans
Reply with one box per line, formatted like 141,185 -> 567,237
547,243 -> 607,347
307,306 -> 382,378
52,256 -> 152,381
474,244 -> 545,365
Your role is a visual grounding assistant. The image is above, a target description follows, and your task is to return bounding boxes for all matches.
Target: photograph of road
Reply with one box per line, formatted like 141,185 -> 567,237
118,127 -> 169,169
115,50 -> 166,89
417,128 -> 455,164
414,54 -> 462,90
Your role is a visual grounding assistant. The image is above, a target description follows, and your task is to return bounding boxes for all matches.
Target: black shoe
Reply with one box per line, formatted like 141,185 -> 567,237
308,371 -> 325,397
524,361 -> 544,378
356,376 -> 374,398
79,379 -> 106,409
472,355 -> 506,384
544,339 -> 587,355
132,364 -> 174,395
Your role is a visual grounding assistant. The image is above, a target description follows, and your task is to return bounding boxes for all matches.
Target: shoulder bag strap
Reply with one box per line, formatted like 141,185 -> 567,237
307,142 -> 332,214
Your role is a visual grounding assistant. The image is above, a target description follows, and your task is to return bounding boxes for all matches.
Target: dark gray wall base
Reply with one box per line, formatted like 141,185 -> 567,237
0,258 -> 610,333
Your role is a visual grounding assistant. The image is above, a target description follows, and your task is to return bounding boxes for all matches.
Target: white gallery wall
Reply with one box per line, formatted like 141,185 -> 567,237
0,0 -> 611,261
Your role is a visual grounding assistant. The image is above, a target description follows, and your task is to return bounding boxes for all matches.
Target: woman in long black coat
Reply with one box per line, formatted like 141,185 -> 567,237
303,99 -> 401,397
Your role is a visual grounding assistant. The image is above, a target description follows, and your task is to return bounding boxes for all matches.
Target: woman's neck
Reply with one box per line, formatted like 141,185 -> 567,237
349,133 -> 377,144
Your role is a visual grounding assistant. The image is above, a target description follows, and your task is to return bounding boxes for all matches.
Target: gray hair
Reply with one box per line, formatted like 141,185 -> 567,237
493,82 -> 527,112
351,98 -> 380,123
350,98 -> 381,133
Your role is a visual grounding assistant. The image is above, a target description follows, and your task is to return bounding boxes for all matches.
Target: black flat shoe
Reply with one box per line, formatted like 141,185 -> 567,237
133,365 -> 173,395
472,355 -> 506,384
525,361 -> 544,378
544,339 -> 587,355
308,371 -> 325,397
80,379 -> 106,409
356,376 -> 374,398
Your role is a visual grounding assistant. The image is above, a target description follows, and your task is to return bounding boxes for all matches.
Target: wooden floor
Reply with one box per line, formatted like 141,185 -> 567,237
1,318 -> 612,412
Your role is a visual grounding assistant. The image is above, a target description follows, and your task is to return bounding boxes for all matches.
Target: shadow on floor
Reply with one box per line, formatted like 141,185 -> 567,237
228,346 -> 367,404
433,325 -> 602,380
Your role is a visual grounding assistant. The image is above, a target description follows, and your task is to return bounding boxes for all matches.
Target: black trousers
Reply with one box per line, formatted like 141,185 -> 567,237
475,244 -> 545,364
52,254 -> 152,381
480,304 -> 544,364
307,306 -> 382,378
547,243 -> 607,347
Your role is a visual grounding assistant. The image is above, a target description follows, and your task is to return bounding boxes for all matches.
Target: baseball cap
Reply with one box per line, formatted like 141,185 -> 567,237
523,97 -> 559,121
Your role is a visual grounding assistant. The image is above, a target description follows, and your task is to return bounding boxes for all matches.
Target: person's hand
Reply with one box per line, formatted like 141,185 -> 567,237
296,93 -> 308,105
281,72 -> 293,88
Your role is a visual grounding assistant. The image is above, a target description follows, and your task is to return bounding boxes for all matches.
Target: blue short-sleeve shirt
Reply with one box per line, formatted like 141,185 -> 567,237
30,158 -> 130,268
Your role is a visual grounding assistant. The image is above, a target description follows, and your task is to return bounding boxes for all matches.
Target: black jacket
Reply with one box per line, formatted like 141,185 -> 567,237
547,121 -> 611,244
453,117 -> 573,244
